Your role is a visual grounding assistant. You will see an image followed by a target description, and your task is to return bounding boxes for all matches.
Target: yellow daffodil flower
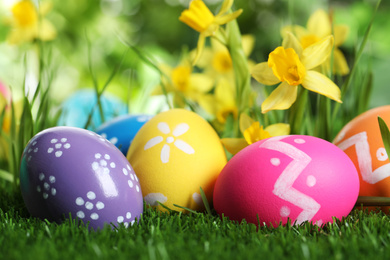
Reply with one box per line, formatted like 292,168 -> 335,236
194,34 -> 255,82
0,81 -> 23,160
179,0 -> 243,65
281,9 -> 349,75
198,78 -> 238,125
251,32 -> 342,113
221,113 -> 290,155
5,0 -> 56,45
152,62 -> 214,107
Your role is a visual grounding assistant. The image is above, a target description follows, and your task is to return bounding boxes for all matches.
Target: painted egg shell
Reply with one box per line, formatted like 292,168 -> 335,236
57,89 -> 128,130
20,126 -> 143,229
95,114 -> 153,155
126,109 -> 227,212
213,135 -> 359,227
333,105 -> 390,200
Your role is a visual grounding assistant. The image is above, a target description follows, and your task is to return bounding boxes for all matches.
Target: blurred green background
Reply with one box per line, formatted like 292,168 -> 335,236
0,0 -> 389,114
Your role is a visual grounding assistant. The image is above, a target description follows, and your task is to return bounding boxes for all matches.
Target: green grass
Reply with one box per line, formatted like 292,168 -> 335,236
1,185 -> 390,260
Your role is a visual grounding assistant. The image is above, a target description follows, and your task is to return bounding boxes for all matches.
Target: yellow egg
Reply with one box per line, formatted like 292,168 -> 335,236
126,109 -> 227,212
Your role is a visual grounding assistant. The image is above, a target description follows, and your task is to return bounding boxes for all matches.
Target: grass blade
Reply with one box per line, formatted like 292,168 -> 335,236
0,169 -> 13,183
199,187 -> 212,216
332,0 -> 382,121
173,204 -> 199,214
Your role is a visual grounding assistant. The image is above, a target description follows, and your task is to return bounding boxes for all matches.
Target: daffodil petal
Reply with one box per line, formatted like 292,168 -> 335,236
281,25 -> 308,42
210,37 -> 226,52
215,78 -> 235,104
251,62 -> 280,85
214,9 -> 243,25
190,73 -> 214,93
198,94 -> 216,116
193,33 -> 206,65
191,47 -> 212,68
301,35 -> 334,70
302,70 -> 342,102
239,113 -> 255,134
7,27 -> 36,44
282,32 -> 303,58
38,19 -> 56,41
265,123 -> 290,136
221,138 -> 248,155
334,25 -> 349,47
261,82 -> 298,113
39,1 -> 53,16
242,34 -> 255,57
333,48 -> 350,75
307,9 -> 331,38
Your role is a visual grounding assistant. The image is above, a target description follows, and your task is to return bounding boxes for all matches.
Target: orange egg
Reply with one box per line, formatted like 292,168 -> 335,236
333,105 -> 390,200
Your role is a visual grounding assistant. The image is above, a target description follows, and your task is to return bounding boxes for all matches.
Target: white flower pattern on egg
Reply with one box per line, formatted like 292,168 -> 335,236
75,191 -> 105,220
46,137 -> 71,158
36,173 -> 57,199
144,122 -> 195,163
116,211 -> 133,227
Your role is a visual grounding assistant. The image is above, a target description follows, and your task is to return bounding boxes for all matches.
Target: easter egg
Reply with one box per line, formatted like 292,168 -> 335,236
126,109 -> 227,212
213,135 -> 359,227
57,89 -> 128,130
333,105 -> 390,200
20,126 -> 143,229
96,114 -> 153,155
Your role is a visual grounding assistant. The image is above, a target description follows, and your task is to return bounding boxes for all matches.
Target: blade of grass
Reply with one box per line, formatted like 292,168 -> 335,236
358,71 -> 373,115
332,0 -> 381,121
173,204 -> 199,214
122,42 -> 172,109
84,31 -> 102,129
84,47 -> 130,130
0,169 -> 13,183
199,187 -> 212,216
9,99 -> 18,187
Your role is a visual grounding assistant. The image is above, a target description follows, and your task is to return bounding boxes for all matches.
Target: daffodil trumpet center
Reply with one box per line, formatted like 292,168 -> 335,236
243,122 -> 271,145
213,51 -> 233,73
268,47 -> 306,86
172,65 -> 191,92
179,0 -> 215,33
12,0 -> 38,27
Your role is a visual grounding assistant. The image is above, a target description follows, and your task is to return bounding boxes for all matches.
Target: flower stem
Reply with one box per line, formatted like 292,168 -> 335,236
355,196 -> 390,207
288,87 -> 308,135
225,18 -> 252,137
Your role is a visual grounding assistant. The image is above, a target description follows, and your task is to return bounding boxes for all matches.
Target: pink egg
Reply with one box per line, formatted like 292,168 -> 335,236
213,135 -> 359,227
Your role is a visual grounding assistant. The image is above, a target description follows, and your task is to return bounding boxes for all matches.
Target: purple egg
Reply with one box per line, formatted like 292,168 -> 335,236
20,126 -> 143,229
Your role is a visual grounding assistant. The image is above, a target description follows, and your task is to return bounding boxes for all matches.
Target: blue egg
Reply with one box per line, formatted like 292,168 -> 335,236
95,114 -> 153,155
57,89 -> 128,130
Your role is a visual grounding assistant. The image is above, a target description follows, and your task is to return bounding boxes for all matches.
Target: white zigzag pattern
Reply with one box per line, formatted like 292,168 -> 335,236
337,131 -> 390,184
260,136 -> 321,224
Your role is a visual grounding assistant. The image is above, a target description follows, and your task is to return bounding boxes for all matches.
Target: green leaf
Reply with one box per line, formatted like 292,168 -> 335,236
332,0 -> 382,121
0,169 -> 13,183
378,116 -> 390,162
